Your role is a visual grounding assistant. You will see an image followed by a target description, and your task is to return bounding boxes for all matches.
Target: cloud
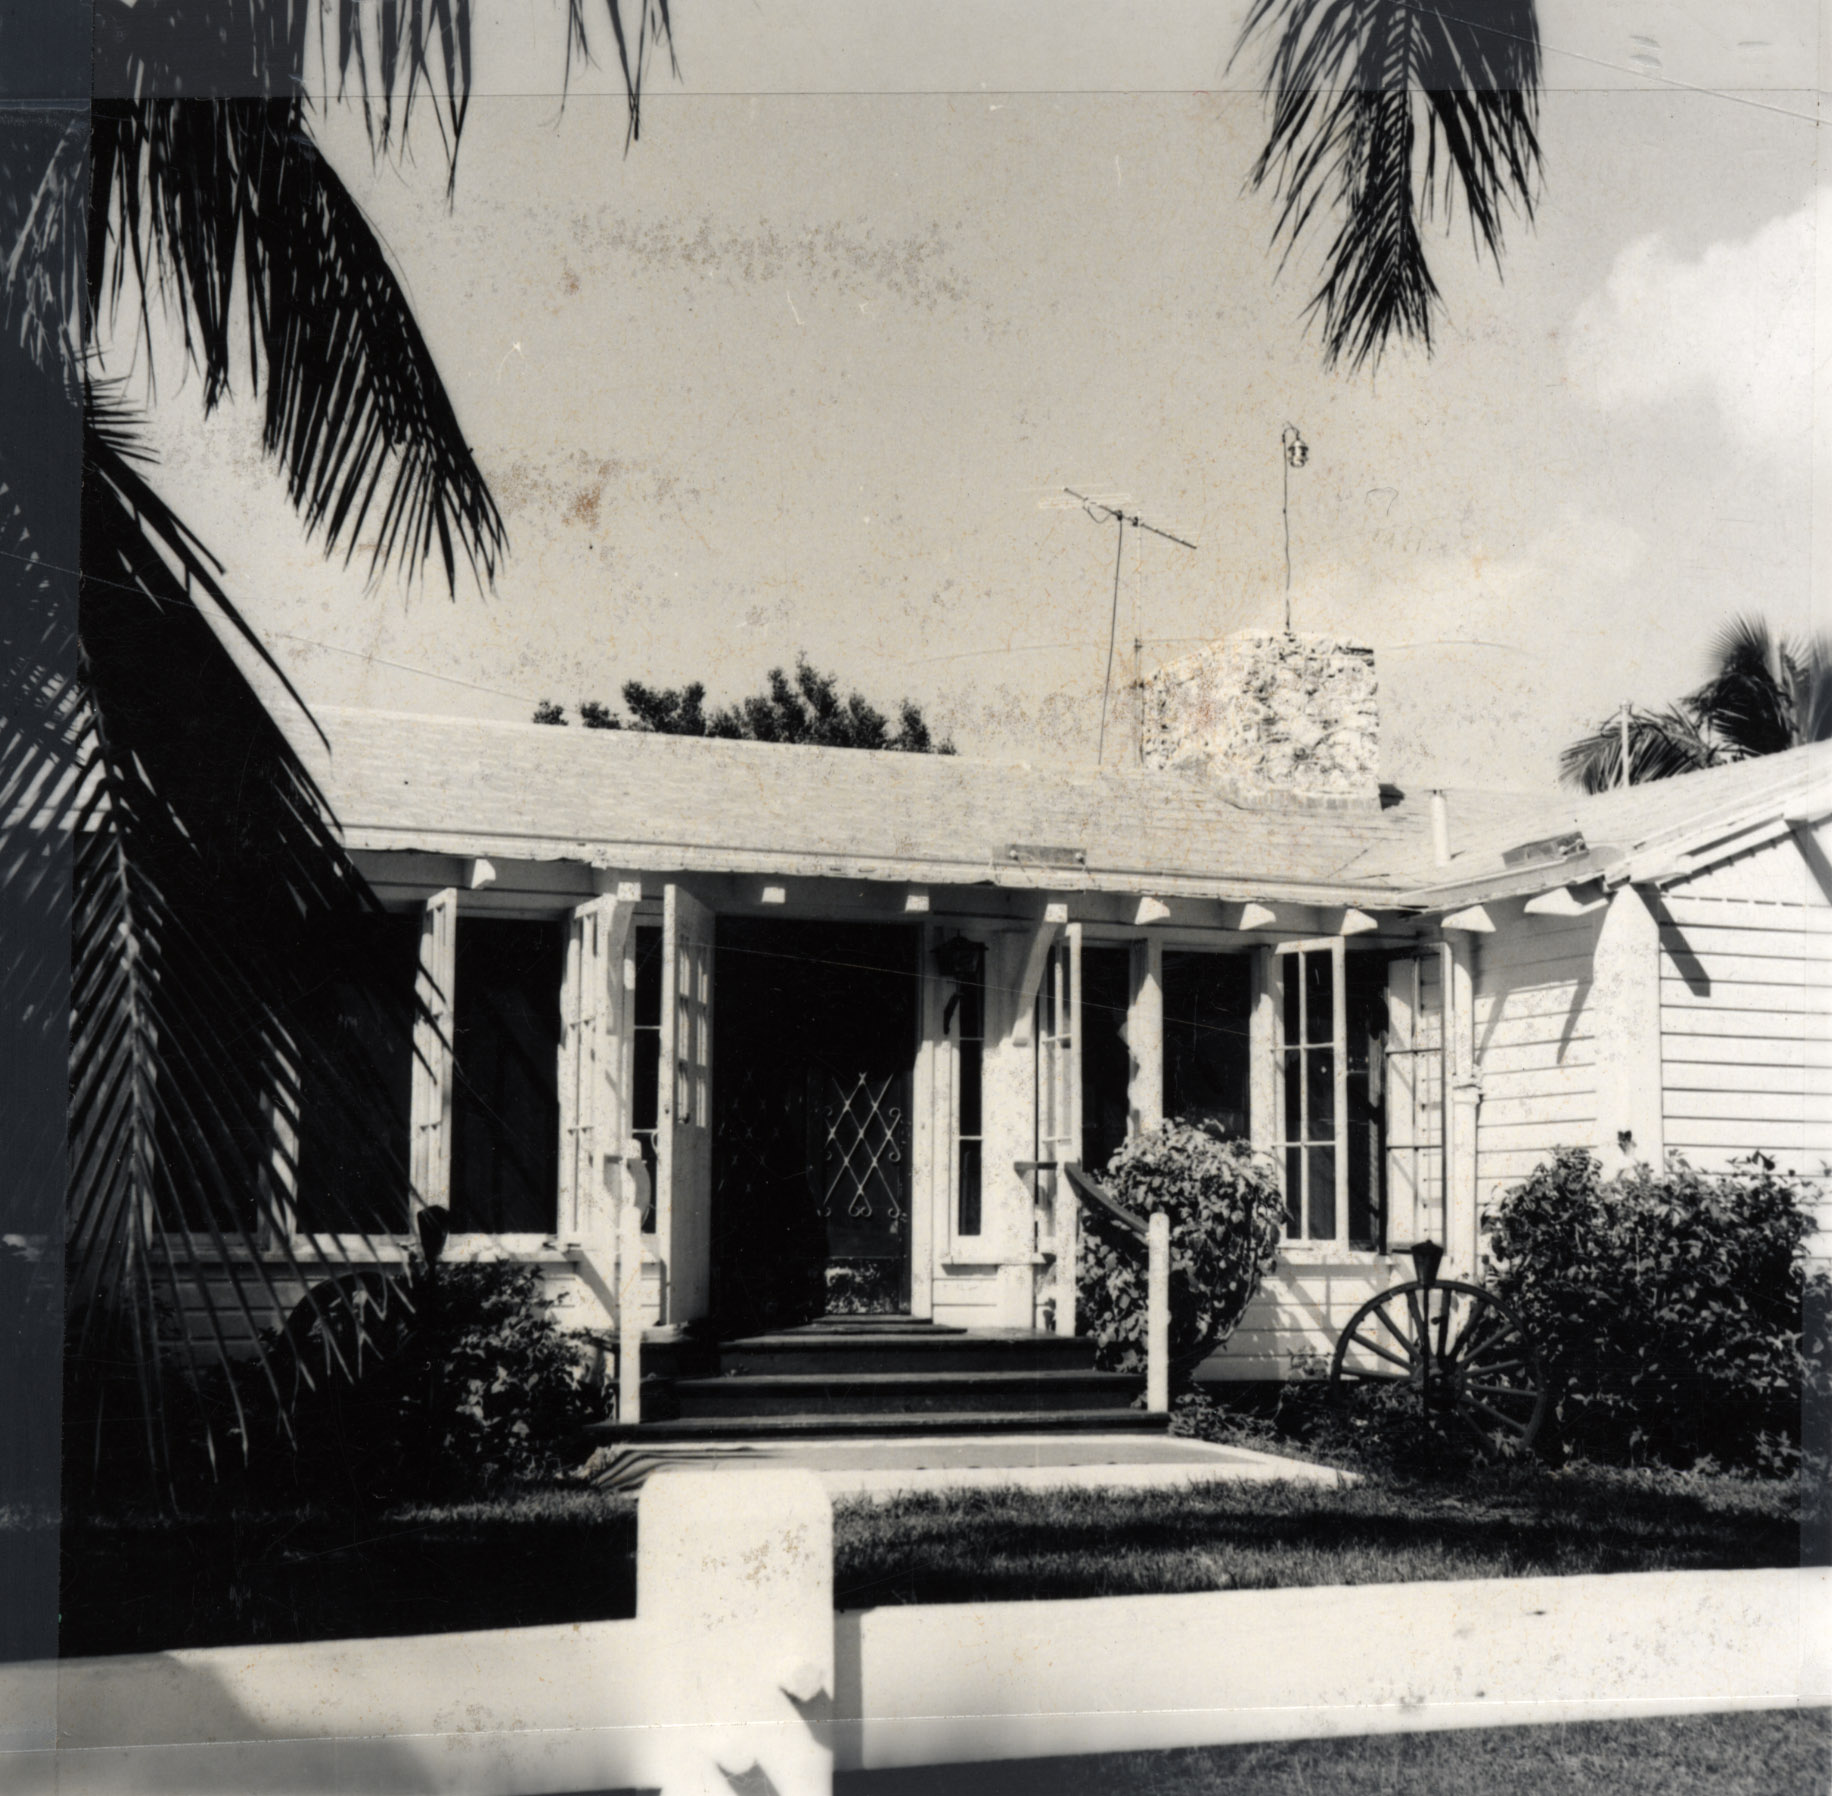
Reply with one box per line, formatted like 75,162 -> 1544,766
1566,195 -> 1816,453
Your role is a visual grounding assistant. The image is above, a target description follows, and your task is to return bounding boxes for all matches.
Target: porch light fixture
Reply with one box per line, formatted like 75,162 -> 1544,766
933,936 -> 984,984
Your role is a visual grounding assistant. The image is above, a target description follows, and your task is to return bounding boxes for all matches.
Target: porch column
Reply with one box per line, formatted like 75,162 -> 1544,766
409,887 -> 457,1218
1443,933 -> 1481,1281
1127,937 -> 1164,1135
1591,883 -> 1665,1173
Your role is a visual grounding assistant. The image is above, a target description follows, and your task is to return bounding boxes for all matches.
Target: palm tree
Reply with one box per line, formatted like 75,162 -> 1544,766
2,3 -> 673,1493
1561,617 -> 1832,792
2,1 -> 1547,1492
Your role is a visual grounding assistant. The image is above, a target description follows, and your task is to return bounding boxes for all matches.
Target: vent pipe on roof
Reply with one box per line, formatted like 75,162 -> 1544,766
1430,790 -> 1452,866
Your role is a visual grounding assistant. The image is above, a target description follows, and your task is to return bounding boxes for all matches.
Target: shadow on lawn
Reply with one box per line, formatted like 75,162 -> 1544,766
57,1493 -> 639,1657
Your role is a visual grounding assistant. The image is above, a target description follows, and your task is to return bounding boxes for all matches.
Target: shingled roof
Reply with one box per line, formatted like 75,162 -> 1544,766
301,707 -> 1443,904
1409,740 -> 1832,905
297,707 -> 1832,911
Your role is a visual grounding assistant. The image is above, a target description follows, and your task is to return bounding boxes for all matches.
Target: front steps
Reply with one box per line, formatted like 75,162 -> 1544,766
586,1318 -> 1162,1443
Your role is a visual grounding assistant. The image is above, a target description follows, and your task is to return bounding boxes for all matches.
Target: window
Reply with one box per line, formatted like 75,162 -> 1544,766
1079,945 -> 1132,1175
1163,951 -> 1251,1140
1345,953 -> 1390,1252
954,943 -> 986,1235
631,923 -> 662,1227
1276,940 -> 1388,1252
1279,941 -> 1342,1242
294,911 -> 418,1234
450,918 -> 564,1233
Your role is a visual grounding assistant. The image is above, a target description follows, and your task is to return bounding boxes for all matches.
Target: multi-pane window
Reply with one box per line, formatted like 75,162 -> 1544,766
631,924 -> 662,1225
1277,940 -> 1344,1243
1276,940 -> 1388,1251
954,944 -> 985,1236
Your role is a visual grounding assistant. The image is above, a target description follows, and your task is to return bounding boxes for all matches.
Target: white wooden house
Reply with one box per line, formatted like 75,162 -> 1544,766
187,633 -> 1832,1417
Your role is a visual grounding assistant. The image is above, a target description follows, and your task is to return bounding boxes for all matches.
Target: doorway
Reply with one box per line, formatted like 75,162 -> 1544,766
711,919 -> 919,1334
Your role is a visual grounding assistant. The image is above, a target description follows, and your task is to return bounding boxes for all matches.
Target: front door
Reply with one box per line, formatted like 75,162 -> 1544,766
712,920 -> 917,1333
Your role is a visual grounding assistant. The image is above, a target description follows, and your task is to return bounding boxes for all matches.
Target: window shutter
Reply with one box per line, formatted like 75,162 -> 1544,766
560,893 -> 636,1249
1383,952 -> 1447,1249
657,884 -> 715,1322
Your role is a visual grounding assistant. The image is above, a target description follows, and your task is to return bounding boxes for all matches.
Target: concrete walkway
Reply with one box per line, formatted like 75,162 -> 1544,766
587,1430 -> 1350,1495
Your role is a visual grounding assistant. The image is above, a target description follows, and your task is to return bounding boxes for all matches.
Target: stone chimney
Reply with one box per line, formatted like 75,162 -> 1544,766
1141,629 -> 1379,805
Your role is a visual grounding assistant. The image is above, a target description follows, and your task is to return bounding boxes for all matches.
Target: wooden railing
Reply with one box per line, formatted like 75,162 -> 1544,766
1060,1164 -> 1170,1415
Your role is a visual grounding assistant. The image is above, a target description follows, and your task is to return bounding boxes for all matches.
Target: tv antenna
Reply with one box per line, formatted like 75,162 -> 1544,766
1280,423 -> 1309,632
1066,489 -> 1197,765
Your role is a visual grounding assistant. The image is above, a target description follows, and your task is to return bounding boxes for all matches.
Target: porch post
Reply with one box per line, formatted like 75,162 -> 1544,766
614,1149 -> 650,1426
1443,933 -> 1481,1281
410,888 -> 457,1219
1592,883 -> 1665,1174
1127,937 -> 1164,1135
1146,1209 -> 1170,1413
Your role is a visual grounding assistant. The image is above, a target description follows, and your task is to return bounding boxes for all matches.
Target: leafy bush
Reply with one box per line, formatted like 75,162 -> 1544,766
1076,1121 -> 1283,1382
197,1250 -> 608,1509
1484,1148 -> 1829,1470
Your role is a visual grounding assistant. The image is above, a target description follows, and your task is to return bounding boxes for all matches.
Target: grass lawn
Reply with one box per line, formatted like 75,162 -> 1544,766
834,1707 -> 1832,1796
50,1461 -> 1808,1656
831,1463 -> 1806,1609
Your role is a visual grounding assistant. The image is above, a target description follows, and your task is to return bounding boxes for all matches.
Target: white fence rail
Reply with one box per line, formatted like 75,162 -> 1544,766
4,1468 -> 1826,1795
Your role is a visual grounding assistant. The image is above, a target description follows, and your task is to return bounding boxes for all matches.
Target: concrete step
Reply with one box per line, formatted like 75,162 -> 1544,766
671,1369 -> 1142,1419
718,1330 -> 1098,1377
584,1407 -> 1171,1444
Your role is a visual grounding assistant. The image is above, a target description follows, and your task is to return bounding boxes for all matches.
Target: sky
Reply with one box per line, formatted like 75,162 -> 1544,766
135,1 -> 1828,792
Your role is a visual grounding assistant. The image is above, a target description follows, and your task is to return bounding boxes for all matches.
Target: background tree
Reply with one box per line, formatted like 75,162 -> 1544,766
1562,617 -> 1832,792
537,655 -> 954,753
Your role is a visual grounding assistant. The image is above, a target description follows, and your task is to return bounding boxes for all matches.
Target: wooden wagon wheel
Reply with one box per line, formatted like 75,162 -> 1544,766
1329,1242 -> 1547,1457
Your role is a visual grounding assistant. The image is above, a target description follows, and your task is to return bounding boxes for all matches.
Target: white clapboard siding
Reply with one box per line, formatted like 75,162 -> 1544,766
165,1257 -> 587,1358
1472,909 -> 1602,1217
1658,859 -> 1832,1243
1200,1261 -> 1401,1382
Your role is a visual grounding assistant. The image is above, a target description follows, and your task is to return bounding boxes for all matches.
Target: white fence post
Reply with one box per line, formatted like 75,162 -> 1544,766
638,1467 -> 834,1796
613,1149 -> 650,1426
1147,1209 -> 1170,1414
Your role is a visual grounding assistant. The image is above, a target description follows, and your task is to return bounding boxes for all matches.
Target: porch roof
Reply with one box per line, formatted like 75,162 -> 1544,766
302,706 -> 1444,905
300,709 -> 1832,911
1401,740 -> 1832,908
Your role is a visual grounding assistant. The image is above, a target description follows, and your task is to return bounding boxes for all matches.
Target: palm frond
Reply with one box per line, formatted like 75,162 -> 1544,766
99,1 -> 673,169
68,405 -> 430,1487
1690,613 -> 1798,758
1791,638 -> 1832,747
92,100 -> 507,590
1,116 -> 88,392
1235,0 -> 1542,370
1558,704 -> 1725,793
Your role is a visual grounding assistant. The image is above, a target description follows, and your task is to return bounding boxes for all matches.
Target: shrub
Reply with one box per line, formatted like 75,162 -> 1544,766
193,1251 -> 608,1510
1484,1148 -> 1829,1470
1076,1121 -> 1283,1382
